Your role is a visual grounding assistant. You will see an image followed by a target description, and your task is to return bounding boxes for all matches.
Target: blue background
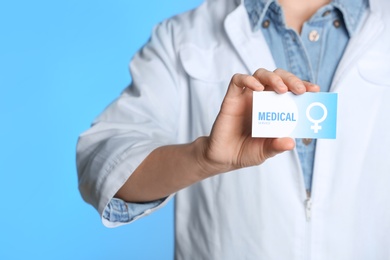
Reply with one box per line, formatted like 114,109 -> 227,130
0,0 -> 203,259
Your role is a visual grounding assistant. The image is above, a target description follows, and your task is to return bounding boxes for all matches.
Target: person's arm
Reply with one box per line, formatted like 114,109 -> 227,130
76,19 -> 185,217
116,68 -> 319,203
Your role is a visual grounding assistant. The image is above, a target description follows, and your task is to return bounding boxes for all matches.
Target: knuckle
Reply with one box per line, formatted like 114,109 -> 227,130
269,75 -> 283,86
287,76 -> 302,85
253,68 -> 270,79
254,68 -> 267,75
231,73 -> 254,87
273,68 -> 284,74
231,73 -> 242,82
242,74 -> 254,84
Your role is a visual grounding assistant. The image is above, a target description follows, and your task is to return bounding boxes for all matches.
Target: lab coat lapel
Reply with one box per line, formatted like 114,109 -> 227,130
314,7 -> 386,200
330,11 -> 384,92
224,3 -> 276,74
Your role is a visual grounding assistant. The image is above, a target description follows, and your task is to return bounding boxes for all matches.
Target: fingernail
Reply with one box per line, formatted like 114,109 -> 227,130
301,82 -> 308,89
278,82 -> 287,91
254,81 -> 264,90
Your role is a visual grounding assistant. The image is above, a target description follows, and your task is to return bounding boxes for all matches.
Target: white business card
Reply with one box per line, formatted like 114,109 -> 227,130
252,92 -> 338,138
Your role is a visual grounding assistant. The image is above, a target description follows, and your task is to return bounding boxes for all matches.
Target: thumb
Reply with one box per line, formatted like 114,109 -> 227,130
263,137 -> 295,160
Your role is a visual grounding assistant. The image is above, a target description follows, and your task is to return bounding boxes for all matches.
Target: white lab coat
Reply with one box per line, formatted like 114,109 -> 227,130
77,0 -> 390,259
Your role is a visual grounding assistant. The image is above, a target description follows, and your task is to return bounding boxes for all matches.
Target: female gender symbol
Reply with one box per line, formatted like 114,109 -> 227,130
306,102 -> 327,133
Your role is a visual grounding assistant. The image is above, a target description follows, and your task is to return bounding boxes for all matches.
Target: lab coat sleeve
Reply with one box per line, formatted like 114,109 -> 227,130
76,19 -> 182,227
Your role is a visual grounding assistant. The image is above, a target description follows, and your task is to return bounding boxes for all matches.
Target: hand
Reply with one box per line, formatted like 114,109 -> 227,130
201,68 -> 320,175
115,68 -> 319,202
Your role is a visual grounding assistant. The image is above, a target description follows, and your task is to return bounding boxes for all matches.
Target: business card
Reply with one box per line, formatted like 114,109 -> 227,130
252,92 -> 338,138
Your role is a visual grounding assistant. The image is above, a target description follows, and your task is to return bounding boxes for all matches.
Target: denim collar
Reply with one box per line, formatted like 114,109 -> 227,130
244,0 -> 369,36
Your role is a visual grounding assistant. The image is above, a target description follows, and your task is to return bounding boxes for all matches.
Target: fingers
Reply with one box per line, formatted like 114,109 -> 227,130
252,68 -> 320,94
302,80 -> 320,93
273,69 -> 306,94
253,68 -> 290,94
227,69 -> 320,98
225,73 -> 264,99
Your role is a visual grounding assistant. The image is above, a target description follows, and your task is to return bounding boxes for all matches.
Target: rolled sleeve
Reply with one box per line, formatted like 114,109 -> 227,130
102,196 -> 173,228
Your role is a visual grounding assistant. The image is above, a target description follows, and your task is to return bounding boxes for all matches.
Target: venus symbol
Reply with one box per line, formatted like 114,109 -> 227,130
306,102 -> 327,133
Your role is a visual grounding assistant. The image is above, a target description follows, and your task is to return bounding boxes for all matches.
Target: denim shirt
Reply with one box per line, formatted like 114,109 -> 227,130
103,0 -> 368,223
245,0 -> 367,193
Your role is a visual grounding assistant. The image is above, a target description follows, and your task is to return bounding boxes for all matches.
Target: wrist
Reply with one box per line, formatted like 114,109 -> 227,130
192,137 -> 233,180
